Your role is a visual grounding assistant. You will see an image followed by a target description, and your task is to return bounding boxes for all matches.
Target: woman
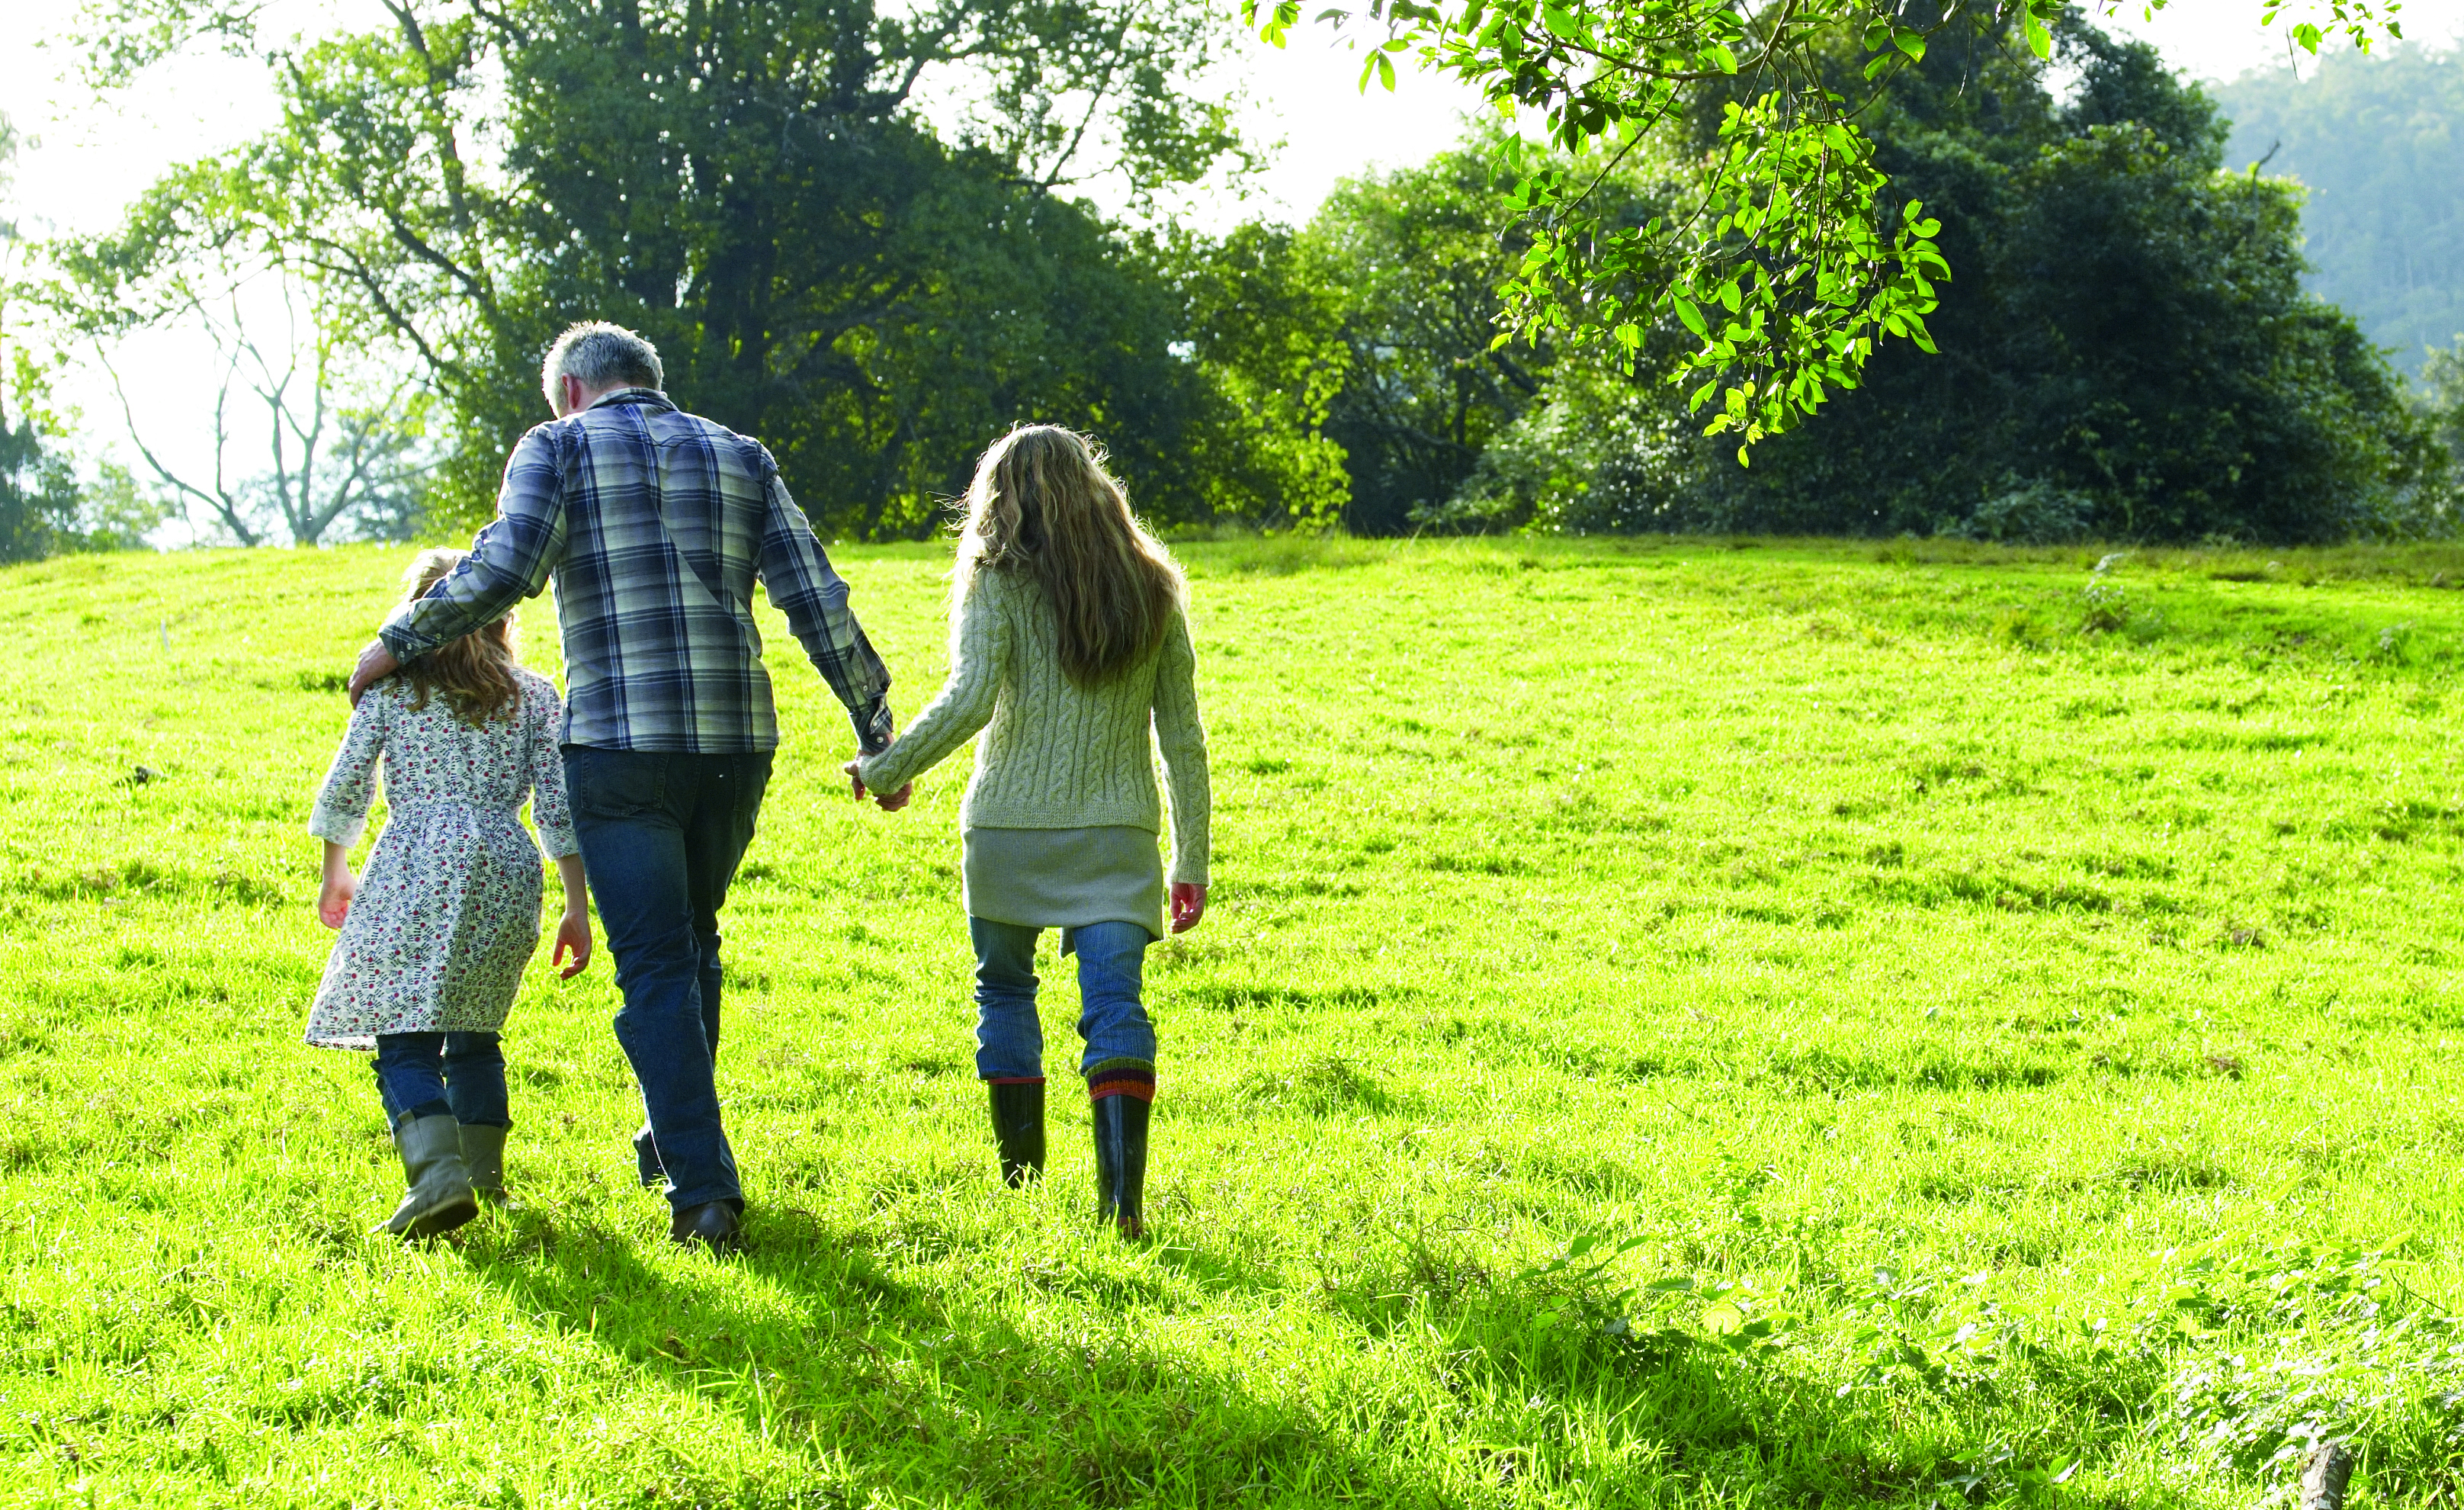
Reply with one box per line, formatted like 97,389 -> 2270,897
850,425 -> 1209,1239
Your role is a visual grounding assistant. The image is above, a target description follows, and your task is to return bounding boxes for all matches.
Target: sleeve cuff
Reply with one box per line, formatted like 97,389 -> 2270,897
308,808 -> 368,848
855,747 -> 904,792
377,616 -> 429,662
854,699 -> 894,757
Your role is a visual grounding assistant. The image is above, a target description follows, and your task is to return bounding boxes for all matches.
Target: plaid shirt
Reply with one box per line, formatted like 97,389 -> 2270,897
379,389 -> 893,755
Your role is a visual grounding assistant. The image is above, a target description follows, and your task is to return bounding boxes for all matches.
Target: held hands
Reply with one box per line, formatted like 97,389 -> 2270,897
553,909 -> 593,979
842,759 -> 913,812
1169,882 -> 1207,934
346,639 -> 401,705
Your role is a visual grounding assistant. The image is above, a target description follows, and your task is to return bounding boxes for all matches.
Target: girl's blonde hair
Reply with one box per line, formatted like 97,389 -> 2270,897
396,548 -> 522,725
953,426 -> 1183,686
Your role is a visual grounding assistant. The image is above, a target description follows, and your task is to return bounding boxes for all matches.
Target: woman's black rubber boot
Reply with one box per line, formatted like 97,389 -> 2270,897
987,1080 -> 1046,1187
1090,1094 -> 1150,1239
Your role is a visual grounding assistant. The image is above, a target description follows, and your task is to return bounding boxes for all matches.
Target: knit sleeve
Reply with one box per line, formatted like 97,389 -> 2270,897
855,569 -> 1008,795
309,683 -> 393,847
523,676 -> 579,859
1151,604 -> 1211,887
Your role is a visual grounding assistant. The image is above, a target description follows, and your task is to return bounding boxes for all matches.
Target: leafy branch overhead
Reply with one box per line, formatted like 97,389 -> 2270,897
1244,0 -> 2403,461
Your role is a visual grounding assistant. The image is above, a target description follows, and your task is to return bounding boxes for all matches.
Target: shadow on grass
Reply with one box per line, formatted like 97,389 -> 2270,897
457,1184 -> 2148,1508
458,1199 -> 1429,1505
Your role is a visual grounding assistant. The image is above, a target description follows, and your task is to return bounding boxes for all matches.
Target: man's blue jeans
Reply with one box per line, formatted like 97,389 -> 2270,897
969,918 -> 1157,1081
372,1032 -> 510,1128
563,746 -> 772,1213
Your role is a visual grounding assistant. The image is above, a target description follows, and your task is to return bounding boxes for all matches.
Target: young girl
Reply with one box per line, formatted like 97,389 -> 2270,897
307,548 -> 592,1239
849,425 -> 1210,1239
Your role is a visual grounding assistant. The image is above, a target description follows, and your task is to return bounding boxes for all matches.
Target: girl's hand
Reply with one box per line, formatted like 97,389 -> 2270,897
317,867 -> 357,930
553,911 -> 592,978
1169,882 -> 1208,934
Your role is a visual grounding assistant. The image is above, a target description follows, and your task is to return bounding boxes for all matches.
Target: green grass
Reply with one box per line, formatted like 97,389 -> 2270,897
7,534 -> 2464,1508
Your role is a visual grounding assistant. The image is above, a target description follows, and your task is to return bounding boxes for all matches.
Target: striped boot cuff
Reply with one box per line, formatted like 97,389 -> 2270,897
1086,1058 -> 1157,1103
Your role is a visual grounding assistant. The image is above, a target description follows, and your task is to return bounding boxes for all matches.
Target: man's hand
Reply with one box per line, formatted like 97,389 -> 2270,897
1169,882 -> 1208,934
347,639 -> 401,705
844,759 -> 913,812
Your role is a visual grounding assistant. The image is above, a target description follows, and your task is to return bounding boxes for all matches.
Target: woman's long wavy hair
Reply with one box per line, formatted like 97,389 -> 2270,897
952,426 -> 1183,686
396,549 -> 522,726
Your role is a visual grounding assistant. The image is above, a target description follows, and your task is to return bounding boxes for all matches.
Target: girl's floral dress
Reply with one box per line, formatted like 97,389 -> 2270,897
304,669 -> 578,1049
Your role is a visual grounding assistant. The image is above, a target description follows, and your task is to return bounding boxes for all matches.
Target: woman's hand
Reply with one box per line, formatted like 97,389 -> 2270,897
553,909 -> 593,978
1169,882 -> 1208,934
317,841 -> 356,929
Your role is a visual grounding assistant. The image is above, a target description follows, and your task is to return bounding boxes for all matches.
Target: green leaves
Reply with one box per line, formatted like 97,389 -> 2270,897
2023,0 -> 2055,58
1279,0 -> 2066,461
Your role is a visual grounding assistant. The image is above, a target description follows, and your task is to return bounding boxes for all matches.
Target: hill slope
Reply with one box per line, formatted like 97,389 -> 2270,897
5,538 -> 2464,1506
2214,43 -> 2464,376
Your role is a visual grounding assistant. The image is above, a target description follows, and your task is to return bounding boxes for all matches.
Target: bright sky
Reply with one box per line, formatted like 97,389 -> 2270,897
3,0 -> 2460,529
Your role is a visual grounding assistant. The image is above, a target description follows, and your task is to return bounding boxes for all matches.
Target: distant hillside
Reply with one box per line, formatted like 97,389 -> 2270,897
2211,43 -> 2464,378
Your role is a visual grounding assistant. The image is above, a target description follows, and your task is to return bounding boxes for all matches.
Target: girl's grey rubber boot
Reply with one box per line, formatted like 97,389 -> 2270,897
460,1123 -> 514,1209
1090,1095 -> 1150,1239
381,1113 -> 479,1239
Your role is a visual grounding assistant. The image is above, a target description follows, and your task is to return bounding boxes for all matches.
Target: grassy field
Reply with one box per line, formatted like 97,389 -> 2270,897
7,534 -> 2464,1508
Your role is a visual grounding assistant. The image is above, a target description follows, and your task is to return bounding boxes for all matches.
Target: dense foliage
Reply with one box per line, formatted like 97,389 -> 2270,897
1254,0 -> 2396,460
0,410 -> 80,565
47,0 -> 1346,538
1428,14 -> 2447,544
2424,342 -> 2464,469
15,2 -> 2447,552
2213,44 -> 2464,377
1305,145 -> 1558,534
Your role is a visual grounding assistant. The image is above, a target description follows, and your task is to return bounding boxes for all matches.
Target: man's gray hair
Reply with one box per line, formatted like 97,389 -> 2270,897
541,321 -> 664,409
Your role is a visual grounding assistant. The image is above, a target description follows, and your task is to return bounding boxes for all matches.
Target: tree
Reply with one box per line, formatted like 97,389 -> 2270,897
1248,0 -> 2400,458
3,113 -> 170,561
61,0 -> 1257,538
2424,341 -> 2464,475
59,265 -> 435,547
1597,14 -> 2442,542
2212,43 -> 2464,378
1164,223 -> 1354,528
2,112 -> 79,563
1305,143 -> 1559,534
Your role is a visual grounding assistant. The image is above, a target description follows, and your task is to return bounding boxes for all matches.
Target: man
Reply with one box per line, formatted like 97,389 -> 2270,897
348,322 -> 907,1251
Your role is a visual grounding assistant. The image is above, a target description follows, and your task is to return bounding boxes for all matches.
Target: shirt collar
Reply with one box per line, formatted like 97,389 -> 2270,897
586,386 -> 675,413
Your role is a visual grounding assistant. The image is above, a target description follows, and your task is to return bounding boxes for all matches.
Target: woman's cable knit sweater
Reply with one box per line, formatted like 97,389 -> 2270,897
855,566 -> 1211,885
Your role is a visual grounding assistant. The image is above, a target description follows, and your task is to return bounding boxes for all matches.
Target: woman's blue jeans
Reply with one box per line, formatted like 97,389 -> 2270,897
969,918 -> 1157,1081
373,1032 -> 510,1128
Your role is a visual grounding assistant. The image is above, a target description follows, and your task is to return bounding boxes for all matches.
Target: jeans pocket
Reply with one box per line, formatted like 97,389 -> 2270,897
566,747 -> 666,821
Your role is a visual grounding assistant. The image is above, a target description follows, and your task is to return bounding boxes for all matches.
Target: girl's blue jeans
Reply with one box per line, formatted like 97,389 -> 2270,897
373,1032 -> 511,1129
969,918 -> 1156,1081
